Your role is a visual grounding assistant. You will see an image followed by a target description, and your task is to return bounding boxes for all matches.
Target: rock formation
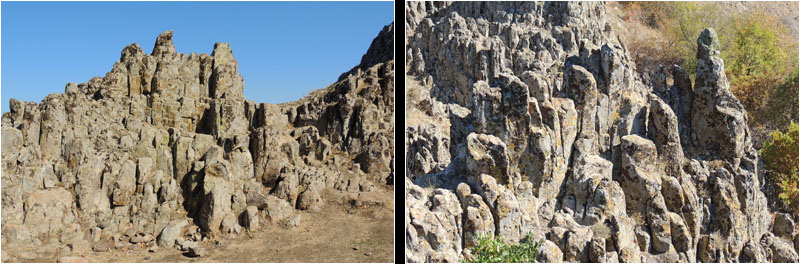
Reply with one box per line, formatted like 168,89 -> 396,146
2,23 -> 394,261
404,2 -> 797,262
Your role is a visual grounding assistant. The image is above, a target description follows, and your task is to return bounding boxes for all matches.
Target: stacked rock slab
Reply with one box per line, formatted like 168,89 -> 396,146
405,2 -> 797,263
2,24 -> 394,261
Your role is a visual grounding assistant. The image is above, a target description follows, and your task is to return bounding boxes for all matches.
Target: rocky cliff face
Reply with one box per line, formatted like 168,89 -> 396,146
2,24 -> 394,260
405,2 -> 798,262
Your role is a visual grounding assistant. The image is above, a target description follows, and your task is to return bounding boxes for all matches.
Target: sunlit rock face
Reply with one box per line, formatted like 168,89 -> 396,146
404,2 -> 795,263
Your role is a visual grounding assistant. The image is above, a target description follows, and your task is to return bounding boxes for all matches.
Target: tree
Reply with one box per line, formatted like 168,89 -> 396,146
726,11 -> 796,126
760,122 -> 799,214
764,69 -> 800,128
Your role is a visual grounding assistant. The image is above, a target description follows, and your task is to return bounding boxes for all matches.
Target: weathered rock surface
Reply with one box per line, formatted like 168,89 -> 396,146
404,2 -> 796,263
2,24 -> 394,261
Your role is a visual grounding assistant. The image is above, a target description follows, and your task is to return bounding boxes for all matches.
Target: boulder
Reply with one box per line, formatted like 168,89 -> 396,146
297,180 -> 324,212
188,246 -> 206,258
22,188 -> 76,239
263,196 -> 294,224
773,213 -> 796,240
274,168 -> 300,207
197,161 -> 233,233
537,239 -> 564,262
691,28 -> 749,160
157,219 -> 188,247
220,212 -> 241,235
462,133 -> 511,186
241,206 -> 260,231
461,194 -> 494,248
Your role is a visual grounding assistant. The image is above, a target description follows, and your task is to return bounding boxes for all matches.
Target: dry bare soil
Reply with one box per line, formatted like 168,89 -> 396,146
10,187 -> 394,263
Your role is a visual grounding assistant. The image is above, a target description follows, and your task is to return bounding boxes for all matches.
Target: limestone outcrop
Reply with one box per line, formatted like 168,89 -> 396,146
404,2 -> 797,262
2,24 -> 394,261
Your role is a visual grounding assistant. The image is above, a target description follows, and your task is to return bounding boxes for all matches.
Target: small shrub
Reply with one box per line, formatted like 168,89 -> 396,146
422,178 -> 437,194
709,230 -> 727,250
660,2 -> 730,78
591,222 -> 612,240
463,233 -> 542,263
760,122 -> 799,214
629,211 -> 646,226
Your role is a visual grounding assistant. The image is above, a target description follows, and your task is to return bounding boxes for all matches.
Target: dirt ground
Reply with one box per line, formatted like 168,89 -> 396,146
8,186 -> 394,263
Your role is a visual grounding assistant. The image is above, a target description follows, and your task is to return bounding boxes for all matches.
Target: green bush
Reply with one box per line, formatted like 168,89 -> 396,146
764,69 -> 800,128
727,11 -> 798,130
463,233 -> 542,263
760,122 -> 799,214
727,14 -> 784,80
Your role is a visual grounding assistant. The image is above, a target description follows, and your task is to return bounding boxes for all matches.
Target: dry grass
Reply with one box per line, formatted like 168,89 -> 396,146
421,177 -> 438,195
405,77 -> 440,127
628,211 -> 646,227
405,77 -> 451,141
606,2 -> 680,75
591,222 -> 612,240
709,230 -> 727,250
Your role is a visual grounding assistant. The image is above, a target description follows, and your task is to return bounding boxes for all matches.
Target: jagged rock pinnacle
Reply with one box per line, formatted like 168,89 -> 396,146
338,22 -> 395,81
211,42 -> 235,66
120,43 -> 143,61
152,30 -> 175,57
697,28 -> 720,58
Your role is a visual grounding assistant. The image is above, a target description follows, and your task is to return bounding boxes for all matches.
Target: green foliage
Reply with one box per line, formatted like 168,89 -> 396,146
638,2 -> 732,77
662,2 -> 717,77
760,122 -> 799,214
765,69 -> 800,128
463,233 -> 542,263
728,15 -> 783,80
727,12 -> 798,129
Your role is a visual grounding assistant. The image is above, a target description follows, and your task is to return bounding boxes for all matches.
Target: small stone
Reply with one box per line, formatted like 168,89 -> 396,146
92,240 -> 112,252
177,237 -> 198,251
90,227 -> 101,242
282,214 -> 302,228
130,233 -> 155,244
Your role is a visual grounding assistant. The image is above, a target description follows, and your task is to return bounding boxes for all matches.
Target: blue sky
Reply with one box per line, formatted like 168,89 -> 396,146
1,1 -> 393,113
